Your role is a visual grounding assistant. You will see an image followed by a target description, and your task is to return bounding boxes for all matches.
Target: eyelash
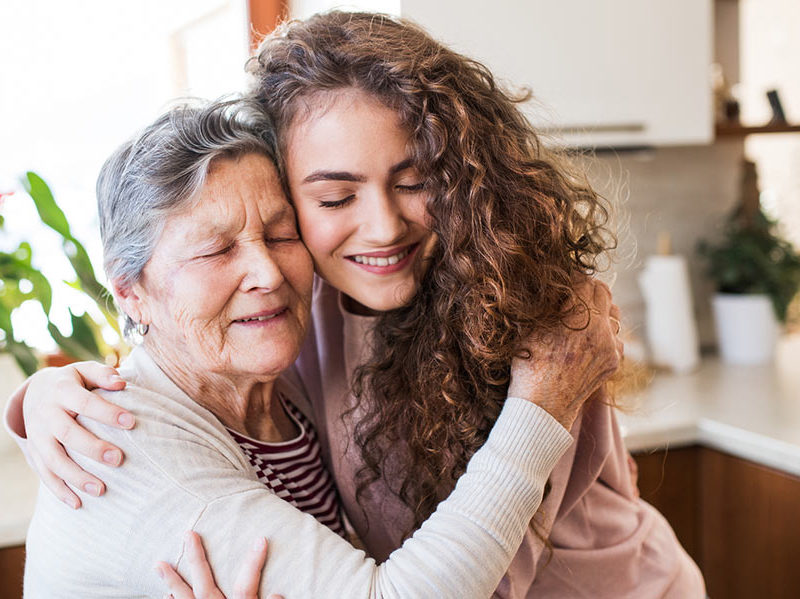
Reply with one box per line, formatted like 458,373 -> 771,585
317,183 -> 425,209
202,245 -> 233,258
318,195 -> 355,209
397,182 -> 426,192
199,236 -> 297,258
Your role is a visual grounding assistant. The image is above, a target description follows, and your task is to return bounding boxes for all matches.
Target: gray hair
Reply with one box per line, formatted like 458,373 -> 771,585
97,98 -> 278,336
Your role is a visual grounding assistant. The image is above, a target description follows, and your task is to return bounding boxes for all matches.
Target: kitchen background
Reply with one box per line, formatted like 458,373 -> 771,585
2,1 -> 800,598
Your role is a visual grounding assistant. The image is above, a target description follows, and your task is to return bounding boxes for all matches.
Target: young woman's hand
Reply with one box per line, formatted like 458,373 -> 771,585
20,361 -> 134,508
156,531 -> 282,599
508,278 -> 624,429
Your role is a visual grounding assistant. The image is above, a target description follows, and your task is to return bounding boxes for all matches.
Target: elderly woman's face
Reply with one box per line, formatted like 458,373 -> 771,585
129,153 -> 313,379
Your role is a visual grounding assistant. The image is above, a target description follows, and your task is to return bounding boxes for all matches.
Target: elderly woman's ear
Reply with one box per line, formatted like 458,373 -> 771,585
111,278 -> 148,328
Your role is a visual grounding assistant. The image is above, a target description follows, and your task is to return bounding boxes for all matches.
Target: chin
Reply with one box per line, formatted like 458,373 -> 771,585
242,344 -> 302,378
356,290 -> 415,313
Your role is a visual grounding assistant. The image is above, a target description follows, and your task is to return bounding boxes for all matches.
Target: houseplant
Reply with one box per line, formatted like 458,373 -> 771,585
697,161 -> 800,364
0,173 -> 123,376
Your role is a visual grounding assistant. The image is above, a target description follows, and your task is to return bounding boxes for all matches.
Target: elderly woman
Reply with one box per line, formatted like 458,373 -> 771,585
21,99 -> 598,598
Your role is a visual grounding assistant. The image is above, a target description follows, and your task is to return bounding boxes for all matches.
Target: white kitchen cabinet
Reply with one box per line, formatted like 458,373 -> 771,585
401,0 -> 713,148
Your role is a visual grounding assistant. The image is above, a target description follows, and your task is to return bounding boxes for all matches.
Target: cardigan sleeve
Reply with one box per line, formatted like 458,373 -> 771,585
102,395 -> 572,599
3,379 -> 33,471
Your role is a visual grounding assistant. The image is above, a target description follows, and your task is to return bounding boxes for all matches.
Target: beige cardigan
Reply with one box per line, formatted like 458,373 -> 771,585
21,346 -> 573,598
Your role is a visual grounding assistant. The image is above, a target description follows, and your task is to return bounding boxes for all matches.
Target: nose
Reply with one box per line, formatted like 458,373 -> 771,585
359,190 -> 409,246
239,243 -> 285,293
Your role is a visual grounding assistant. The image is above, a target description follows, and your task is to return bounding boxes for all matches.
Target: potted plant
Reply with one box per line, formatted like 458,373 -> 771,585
698,161 -> 800,364
0,173 -> 123,377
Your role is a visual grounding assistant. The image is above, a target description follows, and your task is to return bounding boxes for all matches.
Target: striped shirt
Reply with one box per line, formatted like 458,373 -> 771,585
226,396 -> 346,536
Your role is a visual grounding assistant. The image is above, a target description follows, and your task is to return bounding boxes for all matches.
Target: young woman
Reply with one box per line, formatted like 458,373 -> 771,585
5,11 -> 704,597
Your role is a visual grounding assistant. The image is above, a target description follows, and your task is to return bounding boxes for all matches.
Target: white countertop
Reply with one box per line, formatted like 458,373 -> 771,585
618,334 -> 800,477
2,336 -> 800,549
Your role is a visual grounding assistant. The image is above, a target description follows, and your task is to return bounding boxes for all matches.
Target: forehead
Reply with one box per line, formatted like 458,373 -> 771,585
162,153 -> 292,236
286,90 -> 408,152
196,153 -> 288,210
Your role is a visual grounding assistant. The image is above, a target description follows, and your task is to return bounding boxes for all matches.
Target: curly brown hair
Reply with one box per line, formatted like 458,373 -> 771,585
247,11 -> 616,535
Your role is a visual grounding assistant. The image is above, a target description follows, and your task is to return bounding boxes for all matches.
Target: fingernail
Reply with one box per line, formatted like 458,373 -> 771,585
103,449 -> 122,466
63,496 -> 79,509
155,565 -> 165,579
83,482 -> 101,496
111,375 -> 124,384
252,537 -> 266,551
117,413 -> 134,428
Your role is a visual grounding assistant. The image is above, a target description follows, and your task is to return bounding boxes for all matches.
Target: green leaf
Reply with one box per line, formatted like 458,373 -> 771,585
6,340 -> 39,376
0,300 -> 39,376
0,299 -> 14,337
697,202 -> 800,323
68,309 -> 101,356
46,321 -> 97,362
64,279 -> 120,334
23,172 -> 72,238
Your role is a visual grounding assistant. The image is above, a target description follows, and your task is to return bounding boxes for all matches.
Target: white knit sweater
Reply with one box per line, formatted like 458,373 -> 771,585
22,347 -> 573,598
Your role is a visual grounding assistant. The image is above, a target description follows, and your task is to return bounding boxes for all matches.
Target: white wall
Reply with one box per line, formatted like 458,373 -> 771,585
290,0 -> 400,19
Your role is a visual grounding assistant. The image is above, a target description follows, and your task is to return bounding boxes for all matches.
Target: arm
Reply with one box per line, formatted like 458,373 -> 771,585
3,361 -> 133,507
5,278 -> 619,508
69,391 -> 572,599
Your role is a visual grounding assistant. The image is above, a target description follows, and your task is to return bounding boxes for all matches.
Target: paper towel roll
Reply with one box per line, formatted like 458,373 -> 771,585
638,255 -> 699,373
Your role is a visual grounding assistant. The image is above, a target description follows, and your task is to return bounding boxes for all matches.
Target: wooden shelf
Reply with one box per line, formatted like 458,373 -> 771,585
715,123 -> 800,137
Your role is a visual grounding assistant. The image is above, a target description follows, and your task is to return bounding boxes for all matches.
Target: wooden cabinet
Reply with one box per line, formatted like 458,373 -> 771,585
0,545 -> 24,599
401,0 -> 713,147
633,446 -> 800,599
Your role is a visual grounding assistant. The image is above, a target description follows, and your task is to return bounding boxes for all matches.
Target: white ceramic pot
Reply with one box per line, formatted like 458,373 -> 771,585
712,293 -> 780,364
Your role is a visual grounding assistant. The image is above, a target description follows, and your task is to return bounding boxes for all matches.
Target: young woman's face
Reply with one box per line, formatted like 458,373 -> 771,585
285,89 -> 436,314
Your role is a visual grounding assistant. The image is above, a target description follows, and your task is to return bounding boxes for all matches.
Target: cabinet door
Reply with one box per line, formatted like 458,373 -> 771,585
401,0 -> 713,147
0,546 -> 25,599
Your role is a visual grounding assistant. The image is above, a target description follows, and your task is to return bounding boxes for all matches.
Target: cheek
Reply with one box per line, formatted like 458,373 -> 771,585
285,245 -> 315,302
406,194 -> 432,229
165,264 -> 238,324
296,206 -> 347,261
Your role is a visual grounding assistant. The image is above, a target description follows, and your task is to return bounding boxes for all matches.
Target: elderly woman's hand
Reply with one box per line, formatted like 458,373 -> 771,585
508,278 -> 623,430
19,361 -> 133,508
157,531 -> 283,599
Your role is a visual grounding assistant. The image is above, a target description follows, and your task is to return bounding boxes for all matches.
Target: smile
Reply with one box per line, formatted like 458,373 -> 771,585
233,308 -> 287,323
346,243 -> 419,274
351,247 -> 411,266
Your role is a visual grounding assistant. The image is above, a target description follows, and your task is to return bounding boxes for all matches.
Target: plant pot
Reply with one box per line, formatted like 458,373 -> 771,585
712,293 -> 780,364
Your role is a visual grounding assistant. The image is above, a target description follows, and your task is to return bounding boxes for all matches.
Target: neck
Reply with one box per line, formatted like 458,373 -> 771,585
143,341 -> 297,443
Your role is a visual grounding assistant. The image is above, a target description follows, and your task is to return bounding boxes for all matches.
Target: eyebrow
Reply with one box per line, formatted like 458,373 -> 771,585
301,158 -> 415,184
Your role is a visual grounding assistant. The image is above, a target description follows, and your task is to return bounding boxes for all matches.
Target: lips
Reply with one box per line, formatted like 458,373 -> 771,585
345,243 -> 420,275
351,246 -> 412,266
232,307 -> 287,323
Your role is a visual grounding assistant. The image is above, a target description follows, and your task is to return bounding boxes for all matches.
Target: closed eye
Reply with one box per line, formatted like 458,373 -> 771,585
396,182 -> 425,192
318,195 -> 355,209
200,244 -> 234,258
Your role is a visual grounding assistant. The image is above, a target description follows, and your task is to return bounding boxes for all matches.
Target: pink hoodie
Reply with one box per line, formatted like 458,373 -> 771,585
295,278 -> 705,598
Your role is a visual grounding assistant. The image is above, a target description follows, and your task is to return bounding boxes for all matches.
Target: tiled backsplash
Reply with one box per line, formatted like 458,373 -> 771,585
579,139 -> 746,349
